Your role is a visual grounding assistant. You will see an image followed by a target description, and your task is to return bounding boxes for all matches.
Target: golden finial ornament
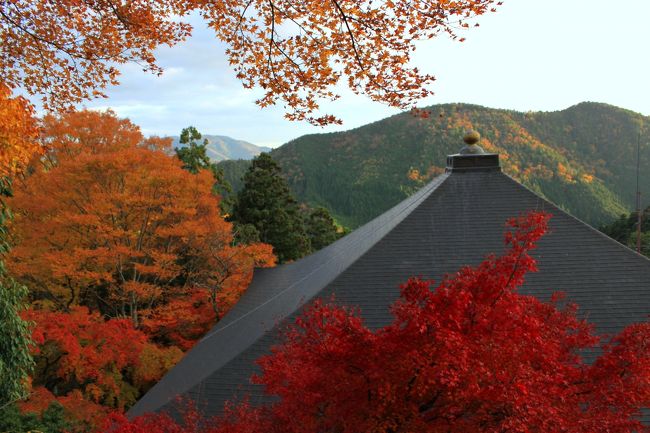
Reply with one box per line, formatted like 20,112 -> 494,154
460,130 -> 484,155
463,130 -> 481,145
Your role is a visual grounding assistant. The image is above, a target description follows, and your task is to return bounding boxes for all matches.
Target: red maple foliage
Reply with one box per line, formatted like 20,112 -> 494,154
110,211 -> 650,433
23,307 -> 147,408
18,307 -> 155,430
103,404 -> 214,433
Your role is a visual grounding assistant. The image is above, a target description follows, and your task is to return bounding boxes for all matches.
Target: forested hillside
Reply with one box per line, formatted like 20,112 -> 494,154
220,103 -> 650,228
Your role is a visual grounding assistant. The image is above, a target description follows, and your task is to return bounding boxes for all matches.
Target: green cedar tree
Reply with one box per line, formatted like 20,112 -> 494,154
304,207 -> 340,252
175,126 -> 233,212
232,153 -> 310,262
601,206 -> 650,257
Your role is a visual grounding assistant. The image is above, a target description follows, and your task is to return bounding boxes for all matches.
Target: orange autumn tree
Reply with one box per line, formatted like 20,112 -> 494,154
40,109 -> 169,163
1,1 -> 500,125
0,83 -> 41,177
9,110 -> 275,335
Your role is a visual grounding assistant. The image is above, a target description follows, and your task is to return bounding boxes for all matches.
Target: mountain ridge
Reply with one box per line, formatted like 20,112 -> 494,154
169,134 -> 271,161
219,102 -> 650,229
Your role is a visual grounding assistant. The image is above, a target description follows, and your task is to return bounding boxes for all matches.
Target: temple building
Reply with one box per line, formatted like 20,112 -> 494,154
129,133 -> 650,418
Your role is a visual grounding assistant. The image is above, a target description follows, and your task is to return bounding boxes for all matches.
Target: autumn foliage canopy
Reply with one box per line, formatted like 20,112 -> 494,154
1,0 -> 500,126
4,110 -> 275,428
0,83 -> 41,177
10,110 -> 274,323
110,212 -> 650,433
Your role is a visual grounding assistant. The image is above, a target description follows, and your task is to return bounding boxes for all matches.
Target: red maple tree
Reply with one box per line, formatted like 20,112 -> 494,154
20,307 -> 148,429
109,211 -> 650,433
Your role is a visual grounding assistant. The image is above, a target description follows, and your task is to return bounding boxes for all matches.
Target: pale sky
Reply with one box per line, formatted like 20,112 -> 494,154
83,0 -> 650,148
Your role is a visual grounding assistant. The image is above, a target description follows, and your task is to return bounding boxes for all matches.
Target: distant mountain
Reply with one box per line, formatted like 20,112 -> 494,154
170,134 -> 271,161
219,102 -> 650,229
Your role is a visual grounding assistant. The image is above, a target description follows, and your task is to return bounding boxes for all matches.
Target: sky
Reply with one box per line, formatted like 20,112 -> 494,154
83,0 -> 650,148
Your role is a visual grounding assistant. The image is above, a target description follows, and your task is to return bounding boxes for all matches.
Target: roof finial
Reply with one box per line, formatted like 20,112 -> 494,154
460,130 -> 484,154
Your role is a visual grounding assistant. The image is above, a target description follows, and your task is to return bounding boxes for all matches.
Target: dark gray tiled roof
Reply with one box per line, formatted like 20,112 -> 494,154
129,167 -> 650,419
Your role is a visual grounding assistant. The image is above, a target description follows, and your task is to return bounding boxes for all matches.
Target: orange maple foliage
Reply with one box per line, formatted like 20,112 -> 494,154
0,1 -> 191,110
140,289 -> 216,351
40,108 -> 170,163
1,1 -> 500,125
0,83 -> 41,177
142,242 -> 275,350
9,110 -> 275,330
133,343 -> 184,391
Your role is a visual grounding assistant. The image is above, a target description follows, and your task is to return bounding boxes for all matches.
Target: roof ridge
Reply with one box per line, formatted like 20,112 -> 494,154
202,173 -> 450,340
501,172 -> 650,264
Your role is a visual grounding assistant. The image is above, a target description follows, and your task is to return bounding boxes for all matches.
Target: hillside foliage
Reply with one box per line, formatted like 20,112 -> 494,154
220,103 -> 649,229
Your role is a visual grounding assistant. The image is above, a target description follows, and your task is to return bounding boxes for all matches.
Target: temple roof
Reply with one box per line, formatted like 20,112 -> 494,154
129,152 -> 650,418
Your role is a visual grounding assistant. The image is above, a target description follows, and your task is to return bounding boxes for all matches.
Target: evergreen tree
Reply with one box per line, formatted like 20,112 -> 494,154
232,153 -> 310,262
304,206 -> 341,252
601,206 -> 650,257
0,177 -> 33,407
175,126 -> 211,174
175,126 -> 233,212
232,223 -> 261,246
0,272 -> 32,406
0,401 -> 72,433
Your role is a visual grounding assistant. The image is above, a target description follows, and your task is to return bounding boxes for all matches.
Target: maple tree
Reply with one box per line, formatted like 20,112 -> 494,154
112,211 -> 650,433
1,0 -> 500,125
5,110 -> 276,428
40,108 -> 169,163
0,1 -> 190,110
0,83 -> 41,177
24,307 -> 148,411
8,110 -> 275,329
12,307 -> 181,431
